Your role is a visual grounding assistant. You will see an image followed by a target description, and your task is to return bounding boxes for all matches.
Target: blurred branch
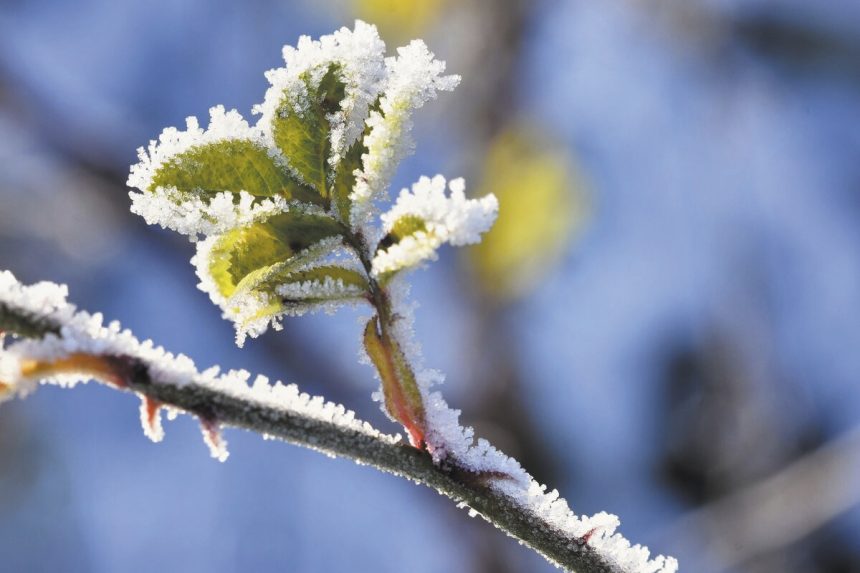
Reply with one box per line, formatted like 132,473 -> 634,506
666,425 -> 860,568
642,0 -> 860,84
0,293 -> 621,573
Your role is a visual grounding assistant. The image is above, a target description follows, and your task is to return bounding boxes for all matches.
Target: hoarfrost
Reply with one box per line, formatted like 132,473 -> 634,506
131,187 -> 290,240
275,275 -> 365,301
192,235 -> 359,347
349,41 -> 460,231
253,20 -> 387,168
0,271 -> 388,457
372,176 -> 498,276
381,277 -> 678,573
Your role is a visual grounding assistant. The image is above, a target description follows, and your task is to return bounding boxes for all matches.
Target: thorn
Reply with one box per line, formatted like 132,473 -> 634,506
139,394 -> 164,442
200,418 -> 229,462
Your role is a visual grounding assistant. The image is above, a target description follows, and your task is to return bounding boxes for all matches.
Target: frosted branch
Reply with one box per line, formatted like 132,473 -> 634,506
0,271 -> 675,573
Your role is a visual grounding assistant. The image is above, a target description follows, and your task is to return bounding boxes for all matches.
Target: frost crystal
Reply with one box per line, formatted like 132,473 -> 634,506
372,176 -> 498,276
376,279 -> 678,573
275,274 -> 365,301
253,20 -> 387,167
128,106 -> 289,239
131,187 -> 290,239
192,235 -> 354,347
350,41 -> 460,229
0,271 -> 389,459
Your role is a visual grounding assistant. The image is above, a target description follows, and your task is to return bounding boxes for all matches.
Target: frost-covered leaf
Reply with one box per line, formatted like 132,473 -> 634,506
230,265 -> 370,335
268,265 -> 368,301
214,260 -> 368,347
271,65 -> 346,196
349,40 -> 460,229
332,135 -> 365,222
203,211 -> 345,301
150,139 -> 319,205
128,106 -> 319,238
362,315 -> 425,447
371,175 -> 498,277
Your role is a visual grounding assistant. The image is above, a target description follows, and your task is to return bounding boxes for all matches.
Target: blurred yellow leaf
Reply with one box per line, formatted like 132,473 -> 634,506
353,0 -> 445,42
470,124 -> 589,302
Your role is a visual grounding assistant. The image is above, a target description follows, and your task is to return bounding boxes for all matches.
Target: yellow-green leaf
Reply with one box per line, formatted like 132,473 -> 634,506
207,211 -> 345,300
150,139 -> 319,205
362,315 -> 426,446
376,215 -> 427,252
272,64 -> 346,197
332,138 -> 363,222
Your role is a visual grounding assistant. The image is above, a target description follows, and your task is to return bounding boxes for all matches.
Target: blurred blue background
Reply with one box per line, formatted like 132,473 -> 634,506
1,1 -> 859,571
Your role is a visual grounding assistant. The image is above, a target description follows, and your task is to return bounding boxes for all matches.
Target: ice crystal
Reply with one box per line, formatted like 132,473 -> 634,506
378,278 -> 677,573
350,41 -> 460,230
0,271 -> 388,461
131,186 -> 291,240
192,234 -> 353,347
253,20 -> 387,167
372,176 -> 498,276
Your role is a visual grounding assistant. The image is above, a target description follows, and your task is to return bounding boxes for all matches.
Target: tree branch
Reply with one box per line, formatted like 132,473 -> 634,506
0,298 -> 616,573
0,272 -> 677,573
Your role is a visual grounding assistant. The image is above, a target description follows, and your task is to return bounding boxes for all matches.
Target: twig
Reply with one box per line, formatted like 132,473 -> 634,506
0,297 -> 621,573
663,425 -> 860,568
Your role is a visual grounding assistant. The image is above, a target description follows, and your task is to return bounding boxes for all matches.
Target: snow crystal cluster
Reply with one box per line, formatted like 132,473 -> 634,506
0,270 -> 389,462
253,20 -> 387,168
128,106 -> 289,237
372,176 -> 498,276
349,41 -> 460,231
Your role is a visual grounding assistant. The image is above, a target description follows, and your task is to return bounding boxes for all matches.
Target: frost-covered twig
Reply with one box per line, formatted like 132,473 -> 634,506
0,271 -> 676,573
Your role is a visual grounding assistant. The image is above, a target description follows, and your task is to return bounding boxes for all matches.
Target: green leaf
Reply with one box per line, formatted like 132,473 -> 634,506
332,138 -> 364,222
376,215 -> 428,252
207,211 -> 345,300
362,315 -> 426,447
234,265 -> 368,337
332,97 -> 378,223
261,265 -> 369,299
150,139 -> 320,205
272,64 -> 346,198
